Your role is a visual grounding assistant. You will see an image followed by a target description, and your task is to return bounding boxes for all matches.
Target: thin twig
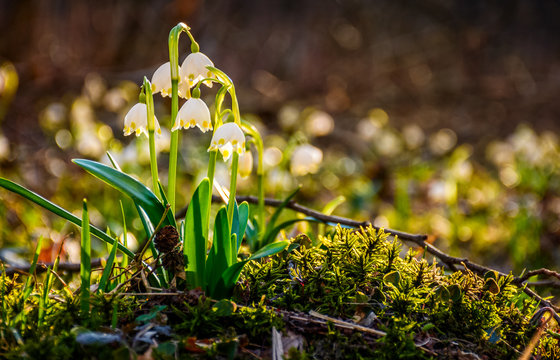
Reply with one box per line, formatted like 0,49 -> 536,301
517,268 -> 560,284
308,310 -> 386,337
176,195 -> 428,244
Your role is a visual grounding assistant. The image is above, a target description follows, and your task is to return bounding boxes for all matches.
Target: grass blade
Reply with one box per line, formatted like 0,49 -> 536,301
38,241 -> 63,326
119,201 -> 129,284
1,264 -> 6,323
106,151 -> 122,171
21,236 -> 44,305
262,218 -> 319,247
98,237 -> 118,292
38,266 -> 51,327
262,186 -> 300,248
80,199 -> 91,319
318,196 -> 345,236
0,177 -> 134,259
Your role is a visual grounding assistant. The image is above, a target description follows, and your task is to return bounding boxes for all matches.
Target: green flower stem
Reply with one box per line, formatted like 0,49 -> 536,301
241,120 -> 265,237
143,78 -> 161,200
168,23 -> 190,79
207,150 -> 217,195
229,85 -> 241,126
214,86 -> 227,127
205,149 -> 217,240
203,87 -> 227,238
167,22 -> 191,214
206,67 -> 240,126
168,79 -> 179,213
227,152 -> 239,229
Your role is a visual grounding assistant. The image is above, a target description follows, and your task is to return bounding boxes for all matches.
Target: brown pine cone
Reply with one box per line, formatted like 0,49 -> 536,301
154,225 -> 179,253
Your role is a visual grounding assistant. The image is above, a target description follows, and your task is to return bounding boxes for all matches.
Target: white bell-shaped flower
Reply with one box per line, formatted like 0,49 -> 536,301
180,52 -> 214,88
290,144 -> 323,176
238,150 -> 253,178
172,98 -> 212,133
151,62 -> 189,98
123,103 -> 162,137
208,122 -> 246,161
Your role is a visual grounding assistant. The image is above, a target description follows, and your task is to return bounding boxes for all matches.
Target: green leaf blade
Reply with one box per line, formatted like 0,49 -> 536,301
206,206 -> 231,295
72,159 -> 176,229
0,177 -> 134,258
98,237 -> 119,292
184,178 -> 210,289
80,199 -> 91,318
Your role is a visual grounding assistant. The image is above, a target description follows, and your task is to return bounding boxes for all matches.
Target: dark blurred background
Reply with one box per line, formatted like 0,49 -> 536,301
1,0 -> 560,150
1,0 -> 560,272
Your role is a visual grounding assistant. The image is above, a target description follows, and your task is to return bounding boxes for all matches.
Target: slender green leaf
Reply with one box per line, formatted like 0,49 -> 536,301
0,177 -> 134,258
136,205 -> 154,237
119,201 -> 129,284
73,159 -> 176,229
262,218 -> 319,247
158,180 -> 170,208
318,196 -> 345,236
98,238 -> 118,292
230,233 -> 238,266
132,205 -> 163,287
248,240 -> 291,260
206,206 -> 230,294
265,186 -> 300,236
245,216 -> 258,251
39,242 -> 62,326
38,266 -> 51,326
322,195 -> 346,215
232,202 -> 249,252
106,151 -> 122,171
231,200 -> 239,238
21,236 -> 44,304
154,182 -> 171,287
184,178 -> 210,289
1,264 -> 7,323
80,199 -> 91,319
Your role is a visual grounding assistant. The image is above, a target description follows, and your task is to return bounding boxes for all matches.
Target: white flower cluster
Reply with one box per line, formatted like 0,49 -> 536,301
123,51 -> 247,164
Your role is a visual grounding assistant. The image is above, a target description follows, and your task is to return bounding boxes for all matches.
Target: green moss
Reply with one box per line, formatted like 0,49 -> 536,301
239,226 -> 558,358
1,225 -> 558,359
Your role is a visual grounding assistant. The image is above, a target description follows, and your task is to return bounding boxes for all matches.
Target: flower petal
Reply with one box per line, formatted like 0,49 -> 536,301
124,103 -> 148,137
151,62 -> 172,97
180,52 -> 215,88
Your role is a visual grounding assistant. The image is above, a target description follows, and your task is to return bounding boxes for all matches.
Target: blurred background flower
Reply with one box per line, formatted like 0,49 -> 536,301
1,0 -> 560,275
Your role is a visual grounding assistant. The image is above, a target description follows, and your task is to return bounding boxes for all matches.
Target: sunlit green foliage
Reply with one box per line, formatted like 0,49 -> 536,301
240,226 -> 559,358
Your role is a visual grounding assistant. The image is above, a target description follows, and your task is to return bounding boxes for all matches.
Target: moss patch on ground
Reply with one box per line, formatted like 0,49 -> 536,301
1,226 -> 558,359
